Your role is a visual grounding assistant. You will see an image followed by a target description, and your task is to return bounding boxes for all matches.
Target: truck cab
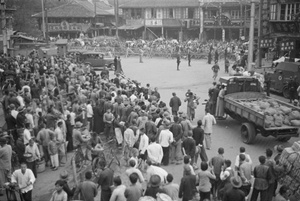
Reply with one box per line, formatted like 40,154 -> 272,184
268,62 -> 300,98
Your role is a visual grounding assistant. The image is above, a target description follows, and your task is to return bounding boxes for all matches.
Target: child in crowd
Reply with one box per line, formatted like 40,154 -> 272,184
48,133 -> 59,170
129,148 -> 139,168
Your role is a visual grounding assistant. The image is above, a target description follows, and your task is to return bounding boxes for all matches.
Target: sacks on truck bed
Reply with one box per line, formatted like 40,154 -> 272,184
289,111 -> 300,120
280,105 -> 292,115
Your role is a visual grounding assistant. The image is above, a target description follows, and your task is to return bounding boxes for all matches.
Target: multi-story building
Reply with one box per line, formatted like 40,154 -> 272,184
32,0 -> 116,39
119,0 -> 257,41
261,0 -> 300,58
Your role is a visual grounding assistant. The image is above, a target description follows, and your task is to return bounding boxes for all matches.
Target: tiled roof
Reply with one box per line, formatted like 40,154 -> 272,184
120,0 -> 248,8
120,0 -> 199,8
32,0 -> 114,18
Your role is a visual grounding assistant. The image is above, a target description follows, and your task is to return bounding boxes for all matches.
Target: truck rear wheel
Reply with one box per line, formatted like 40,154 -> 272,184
282,86 -> 290,99
241,123 -> 256,144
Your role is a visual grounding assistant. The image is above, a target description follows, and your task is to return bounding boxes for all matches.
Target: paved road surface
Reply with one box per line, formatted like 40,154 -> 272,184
2,56 -> 298,201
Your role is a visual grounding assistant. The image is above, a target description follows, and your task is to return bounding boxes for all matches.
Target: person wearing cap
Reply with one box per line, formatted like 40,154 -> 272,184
180,113 -> 193,140
274,145 -> 284,164
179,165 -> 197,201
72,121 -> 89,149
11,162 -> 36,201
0,136 -> 12,195
16,106 -> 27,128
59,170 -> 75,200
222,174 -> 245,201
158,120 -> 173,166
144,174 -> 165,199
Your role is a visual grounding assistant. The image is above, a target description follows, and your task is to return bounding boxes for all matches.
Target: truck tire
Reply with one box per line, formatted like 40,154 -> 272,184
276,136 -> 291,142
282,86 -> 290,99
241,123 -> 256,144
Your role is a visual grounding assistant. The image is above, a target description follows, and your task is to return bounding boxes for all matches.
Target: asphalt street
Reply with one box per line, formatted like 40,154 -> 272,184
2,56 -> 298,201
121,56 -> 299,182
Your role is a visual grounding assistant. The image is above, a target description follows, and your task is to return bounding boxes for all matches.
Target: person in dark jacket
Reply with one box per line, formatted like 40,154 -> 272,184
179,165 -> 197,201
97,160 -> 114,201
16,106 -> 26,128
176,54 -> 181,71
144,174 -> 165,199
170,116 -> 183,165
250,156 -> 271,201
223,175 -> 245,201
60,171 -> 75,201
169,92 -> 181,116
192,120 -> 208,163
182,131 -> 196,165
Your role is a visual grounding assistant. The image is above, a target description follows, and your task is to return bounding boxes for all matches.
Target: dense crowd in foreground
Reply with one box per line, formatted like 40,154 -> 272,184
0,53 -> 293,201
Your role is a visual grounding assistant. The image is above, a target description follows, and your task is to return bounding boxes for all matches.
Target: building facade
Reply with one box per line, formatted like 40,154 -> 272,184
32,0 -> 116,39
119,0 -> 257,41
261,0 -> 300,58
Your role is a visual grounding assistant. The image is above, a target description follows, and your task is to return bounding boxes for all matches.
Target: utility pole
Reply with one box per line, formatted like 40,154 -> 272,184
199,0 -> 203,41
257,0 -> 263,68
114,0 -> 119,38
247,0 -> 257,71
41,0 -> 46,39
1,0 -> 7,54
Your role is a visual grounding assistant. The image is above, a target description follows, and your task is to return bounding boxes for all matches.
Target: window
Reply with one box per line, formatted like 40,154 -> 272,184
136,9 -> 142,19
169,8 -> 174,18
188,8 -> 194,19
280,3 -> 300,21
230,10 -> 240,19
151,8 -> 157,19
270,4 -> 277,20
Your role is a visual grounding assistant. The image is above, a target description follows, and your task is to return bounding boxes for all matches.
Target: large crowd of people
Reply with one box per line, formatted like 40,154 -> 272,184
0,49 -> 292,201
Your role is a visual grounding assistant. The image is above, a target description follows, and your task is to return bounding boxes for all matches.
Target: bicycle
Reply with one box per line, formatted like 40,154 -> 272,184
71,144 -> 92,173
91,139 -> 121,175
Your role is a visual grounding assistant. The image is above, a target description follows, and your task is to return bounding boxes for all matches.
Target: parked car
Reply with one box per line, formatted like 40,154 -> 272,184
78,51 -> 115,71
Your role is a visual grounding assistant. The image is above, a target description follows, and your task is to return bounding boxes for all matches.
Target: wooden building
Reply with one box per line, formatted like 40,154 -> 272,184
261,0 -> 300,58
119,0 -> 257,41
32,0 -> 116,39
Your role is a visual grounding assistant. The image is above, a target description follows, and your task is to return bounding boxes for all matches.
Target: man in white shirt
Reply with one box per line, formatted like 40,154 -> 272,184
159,120 -> 174,166
25,139 -> 40,178
125,160 -> 145,185
202,108 -> 216,150
55,121 -> 66,165
11,163 -> 36,201
138,128 -> 149,162
16,92 -> 25,107
234,146 -> 253,170
124,126 -> 136,162
147,136 -> 163,165
145,160 -> 168,184
86,100 -> 94,131
10,104 -> 18,119
23,123 -> 32,145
